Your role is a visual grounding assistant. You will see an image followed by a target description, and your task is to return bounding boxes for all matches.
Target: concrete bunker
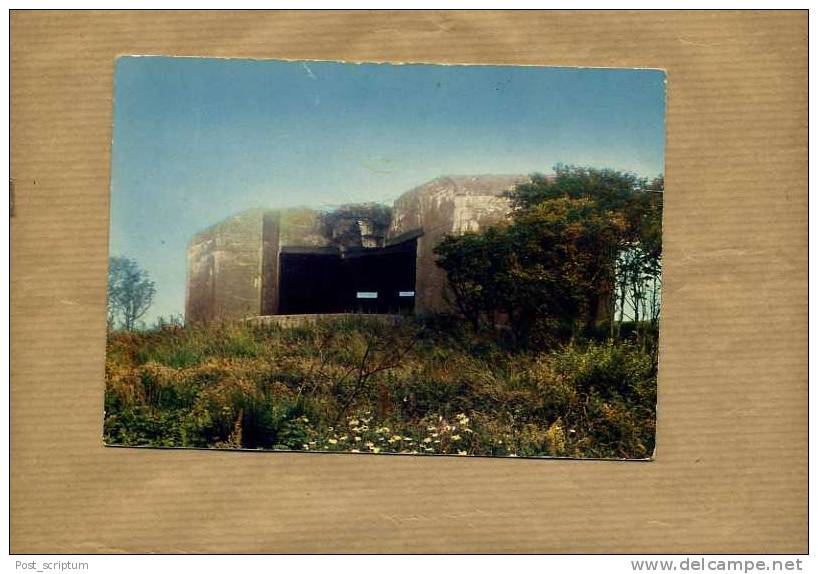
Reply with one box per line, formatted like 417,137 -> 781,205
185,175 -> 528,323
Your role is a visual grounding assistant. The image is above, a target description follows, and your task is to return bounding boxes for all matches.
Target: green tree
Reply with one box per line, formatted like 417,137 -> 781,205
435,165 -> 662,347
107,256 -> 156,331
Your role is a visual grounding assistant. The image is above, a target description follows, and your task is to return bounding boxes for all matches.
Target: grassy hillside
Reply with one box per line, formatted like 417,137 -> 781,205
104,316 -> 657,459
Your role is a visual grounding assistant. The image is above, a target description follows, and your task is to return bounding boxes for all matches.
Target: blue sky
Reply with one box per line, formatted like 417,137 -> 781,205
109,56 -> 665,325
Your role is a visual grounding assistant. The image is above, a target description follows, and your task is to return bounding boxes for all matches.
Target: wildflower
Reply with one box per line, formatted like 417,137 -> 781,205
350,449 -> 360,453
371,447 -> 381,453
423,447 -> 434,452
302,444 -> 310,450
354,436 -> 362,442
426,426 -> 436,431
451,435 -> 462,441
348,418 -> 359,426
422,437 -> 432,444
431,432 -> 438,438
339,435 -> 348,441
308,441 -> 317,446
328,439 -> 338,445
457,451 -> 467,456
508,454 -> 518,457
365,441 -> 375,448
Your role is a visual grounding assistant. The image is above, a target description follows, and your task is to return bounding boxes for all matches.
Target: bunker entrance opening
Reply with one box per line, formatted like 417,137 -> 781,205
277,238 -> 417,315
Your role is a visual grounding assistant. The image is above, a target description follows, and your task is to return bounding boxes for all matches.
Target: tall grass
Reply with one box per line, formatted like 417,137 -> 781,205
104,316 -> 657,459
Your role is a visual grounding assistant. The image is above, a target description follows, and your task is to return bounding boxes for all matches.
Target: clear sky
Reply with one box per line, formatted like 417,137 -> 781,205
109,56 -> 665,325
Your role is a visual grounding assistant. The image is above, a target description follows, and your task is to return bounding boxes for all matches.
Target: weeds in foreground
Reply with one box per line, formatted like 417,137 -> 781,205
104,316 -> 657,459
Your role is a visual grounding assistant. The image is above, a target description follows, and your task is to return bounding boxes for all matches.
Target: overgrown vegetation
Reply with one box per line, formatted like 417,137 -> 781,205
435,165 -> 663,348
104,316 -> 657,459
104,165 -> 661,459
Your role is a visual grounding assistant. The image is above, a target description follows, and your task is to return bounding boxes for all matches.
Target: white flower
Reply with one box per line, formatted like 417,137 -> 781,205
328,439 -> 338,445
451,435 -> 462,441
457,450 -> 467,456
423,437 -> 432,444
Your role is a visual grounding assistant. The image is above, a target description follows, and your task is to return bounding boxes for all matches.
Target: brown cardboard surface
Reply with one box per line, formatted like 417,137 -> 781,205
10,10 -> 807,554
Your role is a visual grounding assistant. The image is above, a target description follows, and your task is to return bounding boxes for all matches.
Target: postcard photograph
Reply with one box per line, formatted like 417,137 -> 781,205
105,57 -> 665,459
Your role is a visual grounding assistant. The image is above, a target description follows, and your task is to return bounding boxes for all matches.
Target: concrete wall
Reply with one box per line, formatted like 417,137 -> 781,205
187,207 -> 332,322
389,175 -> 528,313
186,209 -> 266,323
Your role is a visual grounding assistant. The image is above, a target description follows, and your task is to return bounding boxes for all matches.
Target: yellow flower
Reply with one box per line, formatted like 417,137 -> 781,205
371,447 -> 381,453
451,435 -> 462,441
354,436 -> 362,442
422,437 -> 432,444
339,435 -> 348,441
328,439 -> 338,445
